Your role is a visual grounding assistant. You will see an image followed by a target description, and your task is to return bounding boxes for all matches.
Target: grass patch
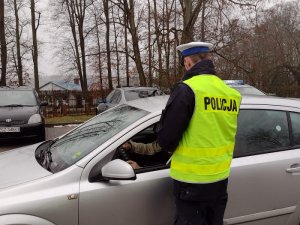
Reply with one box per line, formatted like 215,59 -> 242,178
45,115 -> 94,125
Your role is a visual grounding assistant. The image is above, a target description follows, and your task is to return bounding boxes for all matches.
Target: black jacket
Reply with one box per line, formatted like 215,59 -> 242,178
158,59 -> 216,152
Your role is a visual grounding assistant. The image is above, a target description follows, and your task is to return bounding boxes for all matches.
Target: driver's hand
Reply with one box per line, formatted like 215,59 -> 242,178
127,160 -> 140,170
122,142 -> 132,151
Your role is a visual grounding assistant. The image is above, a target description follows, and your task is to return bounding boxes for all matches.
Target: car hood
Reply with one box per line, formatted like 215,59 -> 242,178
0,106 -> 38,121
0,143 -> 52,189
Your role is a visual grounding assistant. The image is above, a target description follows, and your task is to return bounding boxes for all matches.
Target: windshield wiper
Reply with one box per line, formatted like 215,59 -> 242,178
1,104 -> 24,107
39,140 -> 56,172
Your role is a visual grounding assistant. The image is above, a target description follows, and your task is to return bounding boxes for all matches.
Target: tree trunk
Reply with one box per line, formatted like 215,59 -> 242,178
180,0 -> 203,44
164,0 -> 174,87
94,13 -> 104,99
31,0 -> 40,91
173,0 -> 179,80
14,0 -> 23,86
65,0 -> 84,89
124,4 -> 129,87
201,0 -> 206,42
153,0 -> 163,86
78,22 -> 88,99
103,0 -> 113,90
112,8 -> 120,87
74,0 -> 89,101
0,0 -> 7,86
147,0 -> 152,86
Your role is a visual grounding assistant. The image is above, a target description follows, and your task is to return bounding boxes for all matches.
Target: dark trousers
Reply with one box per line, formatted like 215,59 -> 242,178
173,179 -> 228,225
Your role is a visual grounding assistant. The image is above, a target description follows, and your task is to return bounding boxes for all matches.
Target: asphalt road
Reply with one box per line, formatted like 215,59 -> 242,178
0,125 -> 77,152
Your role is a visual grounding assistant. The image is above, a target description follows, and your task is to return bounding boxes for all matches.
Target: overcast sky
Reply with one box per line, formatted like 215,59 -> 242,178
38,0 -> 60,80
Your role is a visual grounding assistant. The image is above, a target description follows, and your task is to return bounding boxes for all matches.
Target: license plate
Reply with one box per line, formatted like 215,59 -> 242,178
0,127 -> 20,133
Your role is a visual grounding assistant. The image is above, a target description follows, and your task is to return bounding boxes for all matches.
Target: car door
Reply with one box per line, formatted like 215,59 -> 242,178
78,116 -> 175,225
224,106 -> 300,225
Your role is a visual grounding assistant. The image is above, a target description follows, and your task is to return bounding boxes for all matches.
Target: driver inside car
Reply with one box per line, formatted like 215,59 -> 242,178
122,140 -> 164,169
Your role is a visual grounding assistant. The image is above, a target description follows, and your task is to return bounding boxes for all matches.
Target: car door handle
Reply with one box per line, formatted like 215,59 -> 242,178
286,164 -> 300,173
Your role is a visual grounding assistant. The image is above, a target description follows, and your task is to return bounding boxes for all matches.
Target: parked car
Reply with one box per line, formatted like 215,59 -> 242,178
0,86 -> 47,142
96,87 -> 164,114
1,95 -> 300,225
225,80 -> 266,95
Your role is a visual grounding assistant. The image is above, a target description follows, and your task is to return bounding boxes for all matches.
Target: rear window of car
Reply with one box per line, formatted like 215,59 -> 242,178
234,109 -> 290,157
111,90 -> 122,104
232,87 -> 265,95
0,90 -> 37,106
125,89 -> 156,101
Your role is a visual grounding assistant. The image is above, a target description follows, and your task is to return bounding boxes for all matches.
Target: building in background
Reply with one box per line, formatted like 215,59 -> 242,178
39,78 -> 82,107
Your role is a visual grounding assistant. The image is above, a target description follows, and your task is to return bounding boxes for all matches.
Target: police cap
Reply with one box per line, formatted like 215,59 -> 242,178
176,42 -> 213,57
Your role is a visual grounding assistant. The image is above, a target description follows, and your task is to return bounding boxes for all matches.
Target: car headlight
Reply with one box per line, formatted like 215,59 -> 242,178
28,114 -> 42,124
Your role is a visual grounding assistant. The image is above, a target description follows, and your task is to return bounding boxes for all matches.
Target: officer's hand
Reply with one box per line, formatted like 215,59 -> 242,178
127,160 -> 140,170
122,142 -> 132,151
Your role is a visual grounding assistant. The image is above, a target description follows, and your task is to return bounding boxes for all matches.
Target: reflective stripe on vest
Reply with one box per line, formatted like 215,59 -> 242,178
170,75 -> 241,183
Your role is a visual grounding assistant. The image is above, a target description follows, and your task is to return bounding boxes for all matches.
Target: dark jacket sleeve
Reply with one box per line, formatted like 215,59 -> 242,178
158,82 -> 195,152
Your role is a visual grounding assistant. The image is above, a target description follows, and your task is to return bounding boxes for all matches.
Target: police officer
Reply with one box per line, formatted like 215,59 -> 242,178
158,42 -> 241,225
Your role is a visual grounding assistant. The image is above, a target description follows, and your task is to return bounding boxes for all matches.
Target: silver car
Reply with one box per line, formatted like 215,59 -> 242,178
225,80 -> 266,96
1,95 -> 300,225
96,87 -> 164,114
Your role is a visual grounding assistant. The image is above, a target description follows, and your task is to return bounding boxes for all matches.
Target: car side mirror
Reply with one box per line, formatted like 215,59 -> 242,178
101,159 -> 136,180
40,101 -> 48,106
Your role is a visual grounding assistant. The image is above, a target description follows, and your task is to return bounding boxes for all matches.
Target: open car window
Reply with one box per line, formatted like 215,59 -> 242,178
113,123 -> 171,173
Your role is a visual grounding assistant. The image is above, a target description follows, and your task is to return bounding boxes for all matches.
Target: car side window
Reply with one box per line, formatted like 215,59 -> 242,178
234,110 -> 290,157
113,123 -> 170,173
290,112 -> 300,146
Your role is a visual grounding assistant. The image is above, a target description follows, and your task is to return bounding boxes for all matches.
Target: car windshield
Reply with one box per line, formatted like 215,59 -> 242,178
232,87 -> 265,95
47,105 -> 149,172
125,89 -> 156,101
0,90 -> 37,106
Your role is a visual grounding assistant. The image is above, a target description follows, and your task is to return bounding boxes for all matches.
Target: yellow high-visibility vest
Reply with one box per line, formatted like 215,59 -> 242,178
170,75 -> 241,183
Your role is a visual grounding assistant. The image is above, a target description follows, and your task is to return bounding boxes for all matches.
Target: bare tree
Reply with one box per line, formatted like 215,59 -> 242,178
153,0 -> 163,86
64,0 -> 83,89
13,0 -> 23,85
61,0 -> 90,101
147,0 -> 152,86
103,0 -> 113,90
123,0 -> 129,86
123,0 -> 146,86
180,0 -> 203,43
112,7 -> 120,87
73,0 -> 89,100
92,3 -> 104,99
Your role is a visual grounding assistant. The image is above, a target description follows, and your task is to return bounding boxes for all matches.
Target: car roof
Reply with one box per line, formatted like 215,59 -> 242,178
228,84 -> 252,88
241,95 -> 300,108
127,95 -> 169,113
116,87 -> 158,91
127,95 -> 300,114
